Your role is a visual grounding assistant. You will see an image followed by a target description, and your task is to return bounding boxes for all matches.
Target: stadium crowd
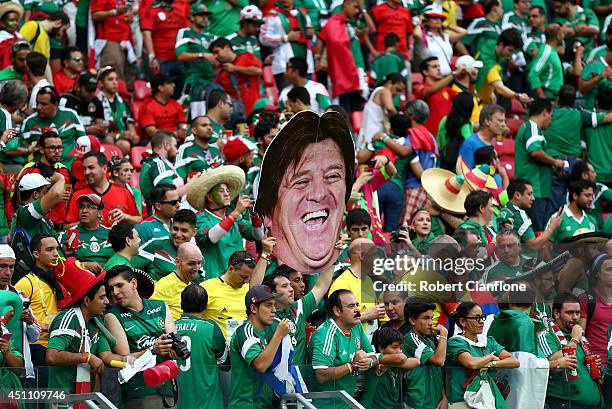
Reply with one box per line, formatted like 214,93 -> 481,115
0,0 -> 610,407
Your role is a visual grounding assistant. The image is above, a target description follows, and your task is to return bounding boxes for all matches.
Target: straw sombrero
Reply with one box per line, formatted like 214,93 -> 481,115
186,165 -> 245,211
0,2 -> 24,21
560,228 -> 611,244
506,251 -> 571,282
421,168 -> 470,215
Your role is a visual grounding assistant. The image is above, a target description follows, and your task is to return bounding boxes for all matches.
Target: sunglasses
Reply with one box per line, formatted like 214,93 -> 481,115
159,199 -> 180,206
232,257 -> 256,268
465,315 -> 486,323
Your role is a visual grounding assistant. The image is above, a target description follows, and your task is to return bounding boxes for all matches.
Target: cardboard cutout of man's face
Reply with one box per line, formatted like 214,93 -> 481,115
256,111 -> 354,274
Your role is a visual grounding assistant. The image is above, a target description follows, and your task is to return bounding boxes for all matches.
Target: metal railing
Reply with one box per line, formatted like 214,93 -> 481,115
280,391 -> 366,409
49,392 -> 118,409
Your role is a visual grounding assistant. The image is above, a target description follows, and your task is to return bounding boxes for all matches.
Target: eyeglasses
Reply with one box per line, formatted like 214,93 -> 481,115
465,315 -> 486,323
232,257 -> 256,268
44,145 -> 64,152
71,57 -> 83,62
159,199 -> 180,206
79,204 -> 100,211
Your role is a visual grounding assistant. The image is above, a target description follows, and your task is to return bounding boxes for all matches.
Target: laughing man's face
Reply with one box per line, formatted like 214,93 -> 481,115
267,138 -> 346,273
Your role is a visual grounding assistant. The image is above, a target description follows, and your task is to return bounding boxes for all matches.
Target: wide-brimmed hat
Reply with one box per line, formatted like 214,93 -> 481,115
421,168 -> 470,215
187,165 -> 245,211
132,268 -> 155,299
460,162 -> 502,205
560,228 -> 612,244
506,251 -> 571,282
53,257 -> 106,307
0,2 -> 24,21
0,290 -> 23,328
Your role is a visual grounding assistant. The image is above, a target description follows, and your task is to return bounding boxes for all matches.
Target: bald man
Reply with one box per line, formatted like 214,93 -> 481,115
151,242 -> 204,320
328,238 -> 387,330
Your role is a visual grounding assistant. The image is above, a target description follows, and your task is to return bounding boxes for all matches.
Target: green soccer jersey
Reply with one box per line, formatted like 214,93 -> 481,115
497,202 -> 535,241
20,107 -> 85,168
104,253 -> 132,270
580,58 -> 611,110
481,255 -> 533,283
465,18 -> 502,56
457,219 -> 494,246
58,224 -> 113,266
501,11 -> 528,34
227,32 -> 262,62
175,27 -> 215,95
48,308 -> 111,393
588,183 -> 612,230
527,43 -> 563,99
361,366 -> 403,409
196,209 -> 261,278
175,141 -> 224,180
524,30 -> 546,56
553,6 -> 599,55
10,199 -> 54,240
175,314 -> 228,409
514,119 -> 553,199
446,335 -> 506,406
265,291 -> 318,365
139,154 -> 183,201
370,51 -> 408,83
544,106 -> 605,157
228,321 -> 275,409
0,66 -> 22,81
203,0 -> 248,37
402,330 -> 444,409
547,205 -> 597,243
585,120 -> 612,183
309,318 -> 375,409
537,323 -> 604,407
135,216 -> 169,245
75,0 -> 90,28
606,321 -> 612,377
0,107 -> 14,164
134,236 -> 177,281
106,299 -> 171,401
586,44 -> 607,63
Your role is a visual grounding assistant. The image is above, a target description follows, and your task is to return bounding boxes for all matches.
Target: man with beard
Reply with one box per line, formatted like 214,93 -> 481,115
228,5 -> 264,62
151,243 -> 204,320
17,131 -> 75,227
175,2 -> 215,119
59,194 -> 112,269
176,115 -> 224,180
0,80 -> 28,163
19,86 -> 86,168
46,259 -> 130,396
58,73 -> 106,137
66,151 -> 141,228
19,11 -> 68,60
139,131 -> 187,205
538,293 -> 604,409
0,39 -> 29,82
262,264 -> 333,365
52,47 -> 84,95
104,265 -> 177,409
252,114 -> 278,166
136,184 -> 180,244
135,209 -> 197,281
570,161 -> 612,231
205,89 -> 233,141
547,180 -> 597,243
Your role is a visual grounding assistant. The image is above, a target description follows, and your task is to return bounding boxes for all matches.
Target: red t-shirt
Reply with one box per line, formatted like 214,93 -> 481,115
370,3 -> 413,57
91,0 -> 131,42
216,53 -> 263,116
461,3 -> 484,20
414,81 -> 456,136
138,97 -> 186,132
579,291 -> 612,362
20,165 -> 71,226
53,70 -> 79,95
140,1 -> 189,61
66,183 -> 140,227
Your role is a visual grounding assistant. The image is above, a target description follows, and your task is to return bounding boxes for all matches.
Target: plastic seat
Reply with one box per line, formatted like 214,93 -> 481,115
494,136 -> 515,156
505,116 -> 524,137
134,80 -> 152,101
265,86 -> 279,105
130,146 -> 151,171
117,80 -> 130,102
132,100 -> 145,123
511,98 -> 527,115
263,66 -> 275,87
499,156 -> 515,181
351,110 -> 364,133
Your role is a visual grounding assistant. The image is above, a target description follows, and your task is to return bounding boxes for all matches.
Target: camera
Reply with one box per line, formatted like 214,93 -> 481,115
22,300 -> 31,310
367,159 -> 377,169
165,332 -> 191,360
390,227 -> 412,243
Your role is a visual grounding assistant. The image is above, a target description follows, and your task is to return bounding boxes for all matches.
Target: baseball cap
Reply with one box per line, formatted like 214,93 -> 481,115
240,5 -> 264,23
76,193 -> 104,209
455,55 -> 484,70
150,74 -> 173,94
245,285 -> 276,311
18,173 -> 51,191
223,137 -> 251,162
423,3 -> 446,19
190,1 -> 212,15
70,135 -> 102,158
78,73 -> 98,91
0,245 -> 15,259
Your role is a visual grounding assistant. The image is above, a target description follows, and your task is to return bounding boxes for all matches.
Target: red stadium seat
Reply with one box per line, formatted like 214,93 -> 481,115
263,66 -> 275,87
494,137 -> 514,156
411,72 -> 423,87
100,144 -> 123,161
499,156 -> 515,181
351,110 -> 364,133
132,100 -> 145,123
134,80 -> 152,101
130,146 -> 151,171
511,98 -> 527,115
505,116 -> 524,137
117,80 -> 130,101
265,86 -> 279,105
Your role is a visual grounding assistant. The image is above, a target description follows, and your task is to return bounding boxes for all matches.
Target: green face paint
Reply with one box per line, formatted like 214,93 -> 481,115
211,184 -> 225,207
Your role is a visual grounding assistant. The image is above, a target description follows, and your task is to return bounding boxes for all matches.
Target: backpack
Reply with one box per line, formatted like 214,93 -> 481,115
10,227 -> 35,285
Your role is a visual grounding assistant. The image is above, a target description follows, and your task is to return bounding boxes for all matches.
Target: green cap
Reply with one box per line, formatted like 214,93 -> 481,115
190,2 -> 212,15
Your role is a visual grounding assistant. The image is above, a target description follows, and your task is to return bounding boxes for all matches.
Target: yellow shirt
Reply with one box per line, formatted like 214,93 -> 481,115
451,83 -> 482,126
150,273 -> 187,322
479,64 -> 503,105
19,21 -> 50,59
15,273 -> 58,347
201,277 -> 248,341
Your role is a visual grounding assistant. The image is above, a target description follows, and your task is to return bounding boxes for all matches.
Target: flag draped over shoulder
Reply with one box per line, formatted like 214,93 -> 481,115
488,310 -> 549,409
319,14 -> 360,98
258,335 -> 308,397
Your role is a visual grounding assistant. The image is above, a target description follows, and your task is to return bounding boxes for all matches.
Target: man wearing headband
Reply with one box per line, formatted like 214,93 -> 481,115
0,40 -> 29,81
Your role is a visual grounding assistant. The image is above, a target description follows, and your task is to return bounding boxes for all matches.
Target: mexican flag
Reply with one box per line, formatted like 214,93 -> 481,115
488,309 -> 549,409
